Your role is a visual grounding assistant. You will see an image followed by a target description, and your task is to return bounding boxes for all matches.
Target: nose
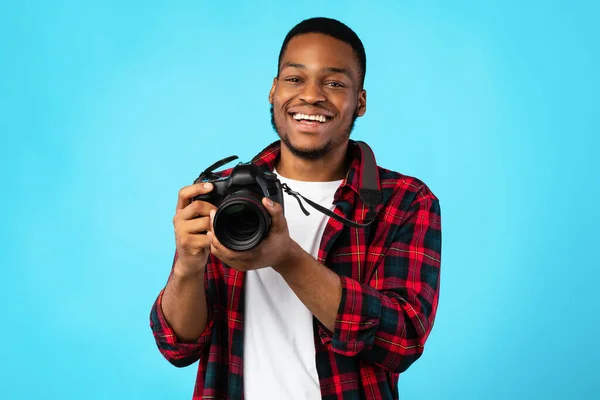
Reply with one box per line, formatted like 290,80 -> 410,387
299,80 -> 326,104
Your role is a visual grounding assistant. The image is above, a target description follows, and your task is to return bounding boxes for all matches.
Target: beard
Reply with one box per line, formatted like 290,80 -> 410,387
270,105 -> 357,160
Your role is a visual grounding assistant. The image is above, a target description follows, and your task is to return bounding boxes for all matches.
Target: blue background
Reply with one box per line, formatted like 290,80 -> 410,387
1,1 -> 598,399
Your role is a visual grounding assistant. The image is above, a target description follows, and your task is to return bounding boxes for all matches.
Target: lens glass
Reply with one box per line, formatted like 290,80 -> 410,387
213,191 -> 271,251
220,203 -> 259,241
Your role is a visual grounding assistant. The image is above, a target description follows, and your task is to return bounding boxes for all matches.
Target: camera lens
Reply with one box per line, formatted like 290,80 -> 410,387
213,191 -> 270,251
221,204 -> 259,241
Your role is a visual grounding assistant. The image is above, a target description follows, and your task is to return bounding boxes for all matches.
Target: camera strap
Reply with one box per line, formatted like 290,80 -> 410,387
193,155 -> 239,184
281,141 -> 383,229
195,141 -> 383,229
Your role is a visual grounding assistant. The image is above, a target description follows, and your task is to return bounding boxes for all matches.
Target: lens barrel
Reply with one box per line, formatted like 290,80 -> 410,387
213,190 -> 271,251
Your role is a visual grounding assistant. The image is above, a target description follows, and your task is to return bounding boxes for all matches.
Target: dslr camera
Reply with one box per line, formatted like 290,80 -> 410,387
192,157 -> 284,251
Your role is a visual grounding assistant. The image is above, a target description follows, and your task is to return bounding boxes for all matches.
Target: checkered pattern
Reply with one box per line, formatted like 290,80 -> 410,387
150,140 -> 442,399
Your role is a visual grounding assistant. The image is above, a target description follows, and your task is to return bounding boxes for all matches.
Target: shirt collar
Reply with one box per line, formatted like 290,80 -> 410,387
250,139 -> 365,197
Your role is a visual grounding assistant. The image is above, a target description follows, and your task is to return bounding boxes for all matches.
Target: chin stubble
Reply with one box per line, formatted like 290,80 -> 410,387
269,105 -> 356,160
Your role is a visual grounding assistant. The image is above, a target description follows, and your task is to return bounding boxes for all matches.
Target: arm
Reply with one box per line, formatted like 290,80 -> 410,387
161,256 -> 209,342
150,182 -> 221,367
274,188 -> 442,373
150,253 -> 219,368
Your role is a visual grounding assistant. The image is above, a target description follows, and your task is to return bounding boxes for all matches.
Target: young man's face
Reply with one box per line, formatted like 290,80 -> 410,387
269,33 -> 366,160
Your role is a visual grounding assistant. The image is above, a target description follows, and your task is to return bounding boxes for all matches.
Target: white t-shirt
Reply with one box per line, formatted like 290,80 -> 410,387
243,171 -> 342,400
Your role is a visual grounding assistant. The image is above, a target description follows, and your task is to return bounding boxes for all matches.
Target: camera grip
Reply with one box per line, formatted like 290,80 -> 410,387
191,191 -> 217,205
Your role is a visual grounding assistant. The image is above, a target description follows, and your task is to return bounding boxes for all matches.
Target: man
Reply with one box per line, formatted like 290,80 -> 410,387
150,17 -> 442,400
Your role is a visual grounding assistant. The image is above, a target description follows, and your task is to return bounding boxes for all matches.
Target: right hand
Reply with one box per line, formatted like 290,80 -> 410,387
172,182 -> 218,276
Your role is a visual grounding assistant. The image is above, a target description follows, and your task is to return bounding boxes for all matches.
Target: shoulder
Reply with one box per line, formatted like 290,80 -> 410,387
377,165 -> 440,214
371,167 -> 442,248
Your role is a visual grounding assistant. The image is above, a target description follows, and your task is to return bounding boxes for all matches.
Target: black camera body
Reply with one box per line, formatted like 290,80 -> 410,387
193,162 -> 284,251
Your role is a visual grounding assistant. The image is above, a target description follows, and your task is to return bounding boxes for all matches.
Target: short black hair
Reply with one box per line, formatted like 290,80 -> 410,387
277,17 -> 366,88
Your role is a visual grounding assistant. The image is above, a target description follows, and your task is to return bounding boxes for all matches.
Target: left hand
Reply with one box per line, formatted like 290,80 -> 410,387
207,197 -> 299,272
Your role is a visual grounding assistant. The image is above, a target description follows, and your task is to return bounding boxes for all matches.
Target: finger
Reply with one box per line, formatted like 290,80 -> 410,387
262,197 -> 286,231
179,216 -> 211,234
207,230 -> 221,250
207,230 -> 232,259
177,232 -> 212,253
210,242 -> 219,256
208,230 -> 254,262
207,231 -> 221,258
209,209 -> 216,232
177,199 -> 218,221
176,182 -> 214,211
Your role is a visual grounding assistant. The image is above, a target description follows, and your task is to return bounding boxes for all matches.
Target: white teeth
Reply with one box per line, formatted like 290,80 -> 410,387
292,113 -> 328,123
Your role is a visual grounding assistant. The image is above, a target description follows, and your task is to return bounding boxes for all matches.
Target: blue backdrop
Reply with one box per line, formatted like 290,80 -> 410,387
1,1 -> 598,399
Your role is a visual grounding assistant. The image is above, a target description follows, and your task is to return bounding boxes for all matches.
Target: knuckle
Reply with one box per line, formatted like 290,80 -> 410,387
194,201 -> 206,214
189,247 -> 202,256
178,235 -> 191,248
174,228 -> 183,241
173,216 -> 184,229
178,187 -> 187,199
200,219 -> 210,232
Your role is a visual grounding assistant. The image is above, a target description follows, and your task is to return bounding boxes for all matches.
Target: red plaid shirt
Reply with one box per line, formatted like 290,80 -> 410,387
150,140 -> 442,399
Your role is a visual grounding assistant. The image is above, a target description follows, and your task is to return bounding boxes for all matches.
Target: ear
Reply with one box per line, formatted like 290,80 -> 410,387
356,89 -> 367,117
268,77 -> 278,104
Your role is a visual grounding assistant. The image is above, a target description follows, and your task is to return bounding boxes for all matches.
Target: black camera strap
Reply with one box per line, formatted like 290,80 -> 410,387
193,155 -> 239,184
195,141 -> 383,229
281,141 -> 382,229
282,183 -> 374,228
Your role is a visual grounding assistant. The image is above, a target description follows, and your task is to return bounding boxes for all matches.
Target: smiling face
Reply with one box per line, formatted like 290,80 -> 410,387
269,33 -> 367,160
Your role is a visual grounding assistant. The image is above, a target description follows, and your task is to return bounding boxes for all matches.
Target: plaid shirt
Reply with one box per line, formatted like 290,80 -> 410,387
150,140 -> 442,400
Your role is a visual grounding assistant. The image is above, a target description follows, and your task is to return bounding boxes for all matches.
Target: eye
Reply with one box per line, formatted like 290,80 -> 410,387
285,77 -> 302,84
326,81 -> 345,88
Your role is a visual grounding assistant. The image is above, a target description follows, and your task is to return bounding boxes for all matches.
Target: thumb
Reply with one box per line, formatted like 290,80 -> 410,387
262,197 -> 285,229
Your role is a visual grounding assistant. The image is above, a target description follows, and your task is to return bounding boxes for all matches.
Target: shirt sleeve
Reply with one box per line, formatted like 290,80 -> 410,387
149,253 -> 221,368
317,186 -> 442,373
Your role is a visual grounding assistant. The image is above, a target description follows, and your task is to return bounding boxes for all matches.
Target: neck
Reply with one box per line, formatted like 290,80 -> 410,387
275,141 -> 350,182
